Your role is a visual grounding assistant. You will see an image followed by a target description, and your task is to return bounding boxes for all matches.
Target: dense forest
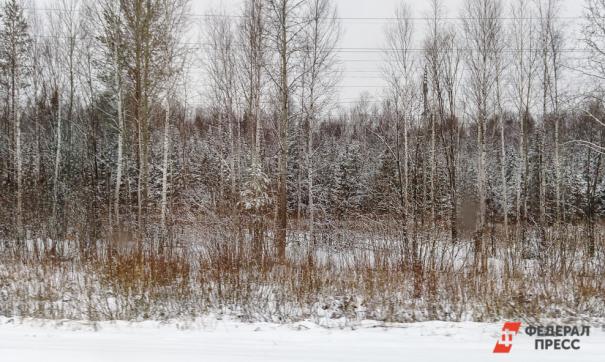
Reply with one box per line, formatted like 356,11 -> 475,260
1,0 -> 605,322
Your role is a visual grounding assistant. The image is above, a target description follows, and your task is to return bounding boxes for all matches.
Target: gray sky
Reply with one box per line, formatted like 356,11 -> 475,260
195,0 -> 586,108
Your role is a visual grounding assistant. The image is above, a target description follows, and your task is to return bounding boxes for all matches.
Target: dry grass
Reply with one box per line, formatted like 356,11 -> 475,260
0,220 -> 604,324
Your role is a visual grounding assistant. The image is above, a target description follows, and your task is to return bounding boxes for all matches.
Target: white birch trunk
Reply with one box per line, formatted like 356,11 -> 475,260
160,98 -> 170,229
113,14 -> 123,227
516,103 -> 525,241
229,112 -> 235,199
478,115 -> 486,233
15,70 -> 23,238
114,93 -> 123,226
497,76 -> 508,240
403,110 -> 408,221
430,113 -> 436,230
307,118 -> 314,242
53,92 -> 62,223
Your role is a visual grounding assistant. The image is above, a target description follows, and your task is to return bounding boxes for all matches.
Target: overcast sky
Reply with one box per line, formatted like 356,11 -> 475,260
194,0 -> 586,108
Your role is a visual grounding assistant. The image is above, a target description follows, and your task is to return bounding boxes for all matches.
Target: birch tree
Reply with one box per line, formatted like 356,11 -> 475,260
300,0 -> 340,243
98,0 -> 126,227
160,95 -> 170,229
510,0 -> 538,245
29,7 -> 42,184
159,0 -> 188,231
578,0 -> 605,255
42,24 -> 64,230
494,13 -> 508,241
424,0 -> 461,242
239,0 -> 268,260
537,0 -> 564,230
116,0 -> 188,231
204,10 -> 239,208
584,0 -> 605,84
425,0 -> 442,231
112,3 -> 124,228
240,0 -> 266,158
0,0 -> 30,240
461,0 -> 503,266
383,2 -> 414,238
266,0 -> 306,262
50,0 -> 80,180
44,0 -> 83,233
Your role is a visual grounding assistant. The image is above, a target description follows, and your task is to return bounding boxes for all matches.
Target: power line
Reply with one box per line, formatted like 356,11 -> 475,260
195,13 -> 586,22
25,7 -> 588,22
32,33 -> 593,54
193,44 -> 593,53
34,34 -> 569,54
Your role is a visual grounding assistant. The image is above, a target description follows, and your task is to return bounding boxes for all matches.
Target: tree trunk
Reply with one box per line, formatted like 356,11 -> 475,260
497,78 -> 508,241
53,92 -> 62,230
114,24 -> 124,227
14,68 -> 22,240
276,4 -> 289,263
160,98 -> 170,229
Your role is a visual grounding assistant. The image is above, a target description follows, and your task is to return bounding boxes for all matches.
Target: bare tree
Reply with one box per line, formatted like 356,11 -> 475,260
576,0 -> 605,255
159,0 -> 189,231
584,0 -> 605,83
461,0 -> 503,267
38,42 -> 63,232
122,0 -> 154,230
97,0 -> 126,228
160,95 -> 171,229
240,0 -> 266,158
424,0 -> 461,242
28,6 -> 42,185
238,0 -> 268,260
265,0 -> 306,262
537,0 -> 564,235
119,0 -> 187,230
0,0 -> 30,240
113,3 -> 124,229
37,5 -> 69,235
425,0 -> 443,232
300,0 -> 340,243
510,0 -> 538,245
383,2 -> 415,240
494,13 -> 508,241
53,0 -> 80,179
75,0 -> 104,240
203,10 -> 239,209
440,28 -> 462,243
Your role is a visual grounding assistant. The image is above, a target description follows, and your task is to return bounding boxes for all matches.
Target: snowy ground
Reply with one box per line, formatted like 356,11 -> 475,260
1,317 -> 604,361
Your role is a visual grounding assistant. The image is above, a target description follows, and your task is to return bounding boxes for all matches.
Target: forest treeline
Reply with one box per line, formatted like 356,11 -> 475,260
0,0 -> 605,266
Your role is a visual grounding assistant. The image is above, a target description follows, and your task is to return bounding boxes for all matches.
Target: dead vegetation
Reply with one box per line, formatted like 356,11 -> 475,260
1,220 -> 603,324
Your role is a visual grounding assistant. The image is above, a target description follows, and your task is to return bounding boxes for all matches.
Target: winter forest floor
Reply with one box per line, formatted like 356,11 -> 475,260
1,222 -> 604,324
1,221 -> 605,360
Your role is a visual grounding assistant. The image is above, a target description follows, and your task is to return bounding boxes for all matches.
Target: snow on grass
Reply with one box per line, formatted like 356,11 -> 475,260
1,317 -> 604,361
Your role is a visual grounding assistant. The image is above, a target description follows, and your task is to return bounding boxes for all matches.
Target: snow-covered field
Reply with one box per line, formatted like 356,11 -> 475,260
1,317 -> 603,361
